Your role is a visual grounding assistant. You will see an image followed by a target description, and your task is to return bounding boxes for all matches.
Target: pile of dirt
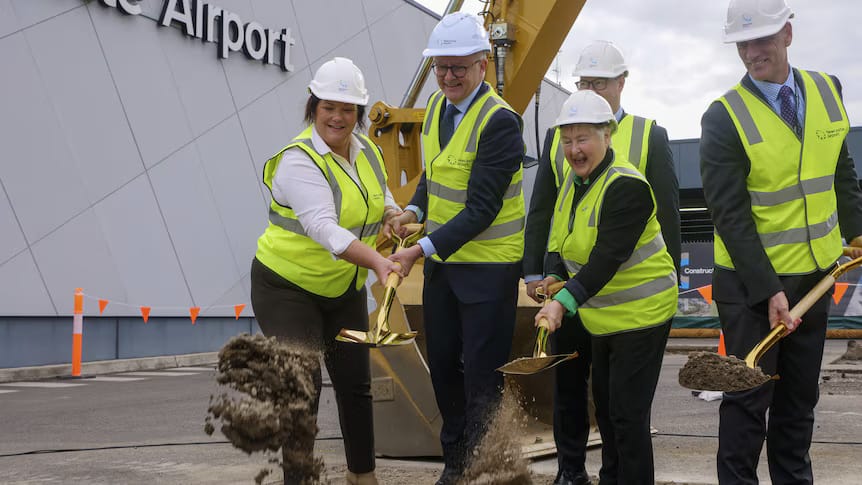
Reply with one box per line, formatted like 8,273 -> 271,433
460,386 -> 532,485
678,351 -> 771,392
204,334 -> 323,484
832,340 -> 862,363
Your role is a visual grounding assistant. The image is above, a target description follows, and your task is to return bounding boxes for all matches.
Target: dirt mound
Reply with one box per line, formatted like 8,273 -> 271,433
205,334 -> 324,484
460,386 -> 532,485
678,351 -> 770,392
832,340 -> 862,363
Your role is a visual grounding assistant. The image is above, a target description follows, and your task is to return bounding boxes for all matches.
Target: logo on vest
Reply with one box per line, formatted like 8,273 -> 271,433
445,155 -> 473,169
815,128 -> 845,141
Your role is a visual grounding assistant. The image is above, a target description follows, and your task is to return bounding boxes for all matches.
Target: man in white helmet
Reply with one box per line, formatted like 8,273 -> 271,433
387,11 -> 526,485
700,1 -> 862,483
523,40 -> 679,485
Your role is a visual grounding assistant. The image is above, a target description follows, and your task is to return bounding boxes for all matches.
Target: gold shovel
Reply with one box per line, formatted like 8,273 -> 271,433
336,223 -> 424,347
680,247 -> 862,392
497,281 -> 579,375
744,247 -> 862,369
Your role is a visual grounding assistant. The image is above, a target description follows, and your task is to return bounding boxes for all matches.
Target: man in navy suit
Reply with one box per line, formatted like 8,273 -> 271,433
702,1 -> 862,483
387,12 -> 525,485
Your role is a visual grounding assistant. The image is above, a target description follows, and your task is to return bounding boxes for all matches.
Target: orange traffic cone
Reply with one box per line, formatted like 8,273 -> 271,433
717,330 -> 727,356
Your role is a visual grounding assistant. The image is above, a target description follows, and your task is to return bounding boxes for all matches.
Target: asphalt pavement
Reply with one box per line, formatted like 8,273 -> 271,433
0,339 -> 860,484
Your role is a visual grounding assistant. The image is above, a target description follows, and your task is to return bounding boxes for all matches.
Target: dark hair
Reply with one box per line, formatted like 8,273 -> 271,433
303,94 -> 367,131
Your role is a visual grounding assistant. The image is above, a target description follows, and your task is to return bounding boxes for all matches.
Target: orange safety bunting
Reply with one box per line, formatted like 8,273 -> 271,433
833,282 -> 849,305
140,306 -> 151,323
98,299 -> 109,315
234,303 -> 246,319
189,307 -> 200,324
697,285 -> 713,305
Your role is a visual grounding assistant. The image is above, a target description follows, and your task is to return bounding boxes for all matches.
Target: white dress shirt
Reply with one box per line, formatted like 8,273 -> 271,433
271,126 -> 397,256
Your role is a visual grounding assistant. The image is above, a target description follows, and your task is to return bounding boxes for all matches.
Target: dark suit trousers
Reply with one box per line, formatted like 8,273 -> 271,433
250,258 -> 375,477
422,260 -> 519,464
550,313 -> 593,474
592,321 -> 670,485
717,274 -> 830,485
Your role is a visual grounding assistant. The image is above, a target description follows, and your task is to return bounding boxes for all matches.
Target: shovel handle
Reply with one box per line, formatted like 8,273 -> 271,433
744,252 -> 862,367
402,223 -> 423,235
533,317 -> 550,358
385,263 -> 403,289
536,280 -> 566,300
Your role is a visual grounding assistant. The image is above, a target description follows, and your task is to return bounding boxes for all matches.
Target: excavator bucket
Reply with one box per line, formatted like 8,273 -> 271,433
368,266 -> 596,458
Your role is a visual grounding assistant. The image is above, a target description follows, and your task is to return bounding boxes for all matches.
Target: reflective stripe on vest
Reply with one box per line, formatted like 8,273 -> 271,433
557,158 -> 677,335
422,84 -> 526,263
714,70 -> 848,274
255,126 -> 387,297
547,117 -> 652,252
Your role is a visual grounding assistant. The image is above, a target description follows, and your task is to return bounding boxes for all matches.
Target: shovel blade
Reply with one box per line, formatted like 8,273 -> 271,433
335,328 -> 417,347
377,330 -> 418,346
497,352 -> 578,375
335,329 -> 374,345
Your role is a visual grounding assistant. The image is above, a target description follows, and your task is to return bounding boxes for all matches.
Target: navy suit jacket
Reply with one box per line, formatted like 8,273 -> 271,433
410,82 -> 525,303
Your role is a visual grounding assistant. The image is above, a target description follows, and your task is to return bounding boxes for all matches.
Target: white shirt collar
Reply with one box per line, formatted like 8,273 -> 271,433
448,82 -> 484,114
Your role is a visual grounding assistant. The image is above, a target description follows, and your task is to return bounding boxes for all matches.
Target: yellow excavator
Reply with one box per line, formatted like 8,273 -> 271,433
365,0 -> 592,457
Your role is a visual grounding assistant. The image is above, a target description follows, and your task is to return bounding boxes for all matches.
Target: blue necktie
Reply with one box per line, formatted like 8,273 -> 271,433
778,85 -> 798,131
439,103 -> 459,147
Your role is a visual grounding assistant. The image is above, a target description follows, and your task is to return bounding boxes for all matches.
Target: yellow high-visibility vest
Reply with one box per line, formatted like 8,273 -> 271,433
556,156 -> 677,335
255,126 -> 387,297
714,71 -> 849,274
421,84 -> 525,263
548,115 -> 653,252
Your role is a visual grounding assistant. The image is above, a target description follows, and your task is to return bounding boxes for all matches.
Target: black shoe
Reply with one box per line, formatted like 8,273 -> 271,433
553,468 -> 591,485
435,466 -> 461,485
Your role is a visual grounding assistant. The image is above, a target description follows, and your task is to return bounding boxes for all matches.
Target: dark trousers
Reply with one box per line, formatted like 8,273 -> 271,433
422,261 -> 519,468
716,275 -> 830,485
592,321 -> 670,485
250,258 -> 375,476
550,314 -> 593,475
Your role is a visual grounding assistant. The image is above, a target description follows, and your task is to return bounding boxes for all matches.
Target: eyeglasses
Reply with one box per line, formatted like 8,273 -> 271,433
431,59 -> 482,78
576,78 -> 612,91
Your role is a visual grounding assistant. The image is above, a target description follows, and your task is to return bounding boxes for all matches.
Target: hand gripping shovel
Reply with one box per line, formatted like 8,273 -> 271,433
497,281 -> 579,375
744,248 -> 862,369
679,247 -> 862,392
335,223 -> 424,347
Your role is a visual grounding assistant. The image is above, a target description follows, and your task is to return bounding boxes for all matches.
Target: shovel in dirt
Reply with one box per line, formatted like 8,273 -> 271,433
679,247 -> 862,392
498,281 -> 579,375
335,223 -> 424,347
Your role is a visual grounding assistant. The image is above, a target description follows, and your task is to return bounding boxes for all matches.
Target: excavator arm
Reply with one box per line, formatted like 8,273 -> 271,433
370,0 -> 587,207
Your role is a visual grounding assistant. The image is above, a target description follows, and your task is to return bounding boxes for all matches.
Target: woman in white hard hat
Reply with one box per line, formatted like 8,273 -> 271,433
535,90 -> 677,484
250,57 -> 402,485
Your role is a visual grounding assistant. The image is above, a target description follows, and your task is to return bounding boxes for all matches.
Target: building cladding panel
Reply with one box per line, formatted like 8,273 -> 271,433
0,0 -> 565,317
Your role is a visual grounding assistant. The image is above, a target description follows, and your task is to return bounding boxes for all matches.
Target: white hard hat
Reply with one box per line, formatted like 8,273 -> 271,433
554,90 -> 618,132
572,40 -> 628,78
723,0 -> 794,44
422,12 -> 490,57
308,57 -> 369,106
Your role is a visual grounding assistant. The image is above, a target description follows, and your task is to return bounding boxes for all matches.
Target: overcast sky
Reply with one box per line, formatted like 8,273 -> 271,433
419,0 -> 862,140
